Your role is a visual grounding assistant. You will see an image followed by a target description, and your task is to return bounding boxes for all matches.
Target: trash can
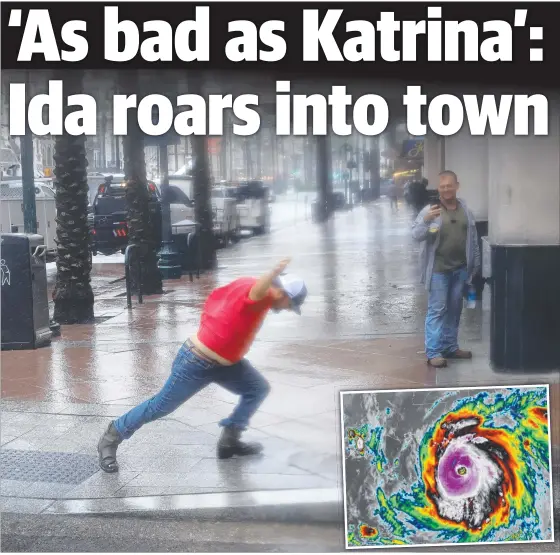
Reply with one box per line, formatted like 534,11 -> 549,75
171,220 -> 198,272
1,233 -> 52,350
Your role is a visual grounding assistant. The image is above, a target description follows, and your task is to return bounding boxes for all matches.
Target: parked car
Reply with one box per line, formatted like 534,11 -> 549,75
89,177 -> 162,256
0,181 -> 58,259
166,180 -> 240,247
166,183 -> 194,225
210,187 -> 241,245
227,180 -> 271,235
169,168 -> 239,246
0,145 -> 50,181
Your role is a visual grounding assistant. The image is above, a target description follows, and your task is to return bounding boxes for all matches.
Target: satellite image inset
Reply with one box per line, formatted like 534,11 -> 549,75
342,385 -> 553,548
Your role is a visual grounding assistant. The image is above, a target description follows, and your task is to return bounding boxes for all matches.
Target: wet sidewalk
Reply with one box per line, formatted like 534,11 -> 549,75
2,200 -> 559,519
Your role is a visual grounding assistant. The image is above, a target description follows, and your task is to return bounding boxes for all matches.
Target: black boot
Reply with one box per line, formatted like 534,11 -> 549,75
97,422 -> 122,473
217,426 -> 263,460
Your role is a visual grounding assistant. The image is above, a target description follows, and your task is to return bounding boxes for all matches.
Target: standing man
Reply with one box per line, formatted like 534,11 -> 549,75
388,181 -> 399,213
97,258 -> 307,473
412,171 -> 481,368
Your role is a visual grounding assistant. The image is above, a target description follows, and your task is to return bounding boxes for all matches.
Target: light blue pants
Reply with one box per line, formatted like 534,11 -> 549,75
113,343 -> 270,440
425,267 -> 468,360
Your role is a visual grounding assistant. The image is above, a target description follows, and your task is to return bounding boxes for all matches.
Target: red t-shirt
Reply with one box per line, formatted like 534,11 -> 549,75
197,277 -> 273,363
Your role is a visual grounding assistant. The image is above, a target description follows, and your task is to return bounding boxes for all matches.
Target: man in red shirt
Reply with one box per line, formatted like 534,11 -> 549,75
98,258 -> 307,473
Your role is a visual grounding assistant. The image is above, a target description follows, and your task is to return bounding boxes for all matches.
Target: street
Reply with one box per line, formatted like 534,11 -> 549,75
55,192 -> 312,268
1,514 -> 343,552
2,199 -> 559,552
3,514 -> 558,553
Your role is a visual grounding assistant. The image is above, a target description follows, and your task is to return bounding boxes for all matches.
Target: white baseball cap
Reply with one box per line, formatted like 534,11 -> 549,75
274,273 -> 308,315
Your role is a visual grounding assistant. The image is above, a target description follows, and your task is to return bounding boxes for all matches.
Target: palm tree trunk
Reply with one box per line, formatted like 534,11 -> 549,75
189,73 -> 216,271
52,70 -> 94,324
191,134 -> 216,270
119,71 -> 163,295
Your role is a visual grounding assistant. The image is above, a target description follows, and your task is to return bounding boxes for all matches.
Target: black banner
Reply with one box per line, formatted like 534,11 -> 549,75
2,2 -> 559,88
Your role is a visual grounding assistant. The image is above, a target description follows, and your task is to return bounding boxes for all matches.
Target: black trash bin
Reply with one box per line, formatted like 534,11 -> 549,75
1,233 -> 52,350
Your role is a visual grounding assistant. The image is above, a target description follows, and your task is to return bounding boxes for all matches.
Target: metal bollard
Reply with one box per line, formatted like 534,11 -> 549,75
186,233 -> 195,282
186,232 -> 202,281
124,244 -> 143,309
125,260 -> 132,309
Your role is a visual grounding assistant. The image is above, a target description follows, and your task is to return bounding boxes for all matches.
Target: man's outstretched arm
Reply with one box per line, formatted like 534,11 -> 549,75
249,258 -> 291,301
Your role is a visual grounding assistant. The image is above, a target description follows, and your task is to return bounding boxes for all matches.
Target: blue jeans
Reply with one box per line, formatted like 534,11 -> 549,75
113,344 -> 270,440
425,267 -> 468,360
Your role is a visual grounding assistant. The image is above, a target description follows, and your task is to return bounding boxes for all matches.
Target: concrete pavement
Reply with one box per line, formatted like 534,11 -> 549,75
2,200 -> 558,531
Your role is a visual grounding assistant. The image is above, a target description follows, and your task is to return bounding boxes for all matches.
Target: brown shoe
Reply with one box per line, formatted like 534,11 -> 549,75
427,357 -> 447,368
217,427 -> 263,460
445,349 -> 472,359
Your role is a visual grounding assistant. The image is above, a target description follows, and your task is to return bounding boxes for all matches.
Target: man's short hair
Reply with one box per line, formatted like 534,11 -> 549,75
439,170 -> 458,182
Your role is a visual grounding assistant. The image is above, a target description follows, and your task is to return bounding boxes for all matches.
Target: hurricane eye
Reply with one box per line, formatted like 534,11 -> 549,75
457,465 -> 467,476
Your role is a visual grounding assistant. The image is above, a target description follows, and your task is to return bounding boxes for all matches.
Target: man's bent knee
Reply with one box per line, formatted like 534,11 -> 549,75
254,377 -> 271,402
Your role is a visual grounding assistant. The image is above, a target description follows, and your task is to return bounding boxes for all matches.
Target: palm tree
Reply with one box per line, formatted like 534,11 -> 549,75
118,70 -> 163,295
189,73 -> 216,271
52,70 -> 94,324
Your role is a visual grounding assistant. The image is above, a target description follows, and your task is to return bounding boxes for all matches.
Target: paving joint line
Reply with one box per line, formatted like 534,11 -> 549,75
54,332 -> 422,348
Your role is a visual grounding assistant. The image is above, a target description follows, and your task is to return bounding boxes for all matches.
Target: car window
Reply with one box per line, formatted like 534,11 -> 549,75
167,185 -> 191,205
172,164 -> 193,177
237,182 -> 265,200
105,184 -> 127,197
211,189 -> 224,198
